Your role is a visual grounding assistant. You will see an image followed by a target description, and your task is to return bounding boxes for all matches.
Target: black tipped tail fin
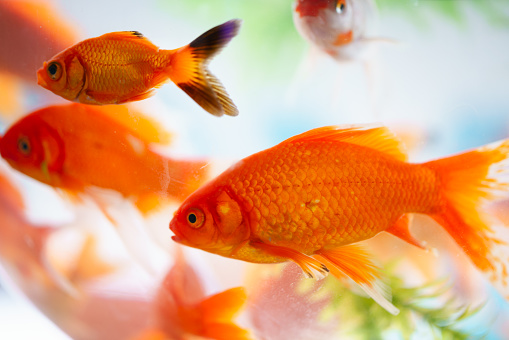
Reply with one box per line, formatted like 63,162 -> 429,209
167,20 -> 241,117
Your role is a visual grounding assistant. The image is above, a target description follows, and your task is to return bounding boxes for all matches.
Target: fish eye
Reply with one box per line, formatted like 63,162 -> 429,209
17,136 -> 31,156
186,208 -> 205,229
46,62 -> 62,81
336,0 -> 346,13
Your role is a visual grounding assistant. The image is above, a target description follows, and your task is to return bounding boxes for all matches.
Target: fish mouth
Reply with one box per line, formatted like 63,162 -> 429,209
36,68 -> 48,89
169,218 -> 185,244
171,235 -> 183,244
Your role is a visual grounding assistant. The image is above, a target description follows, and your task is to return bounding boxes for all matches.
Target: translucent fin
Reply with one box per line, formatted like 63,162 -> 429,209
281,125 -> 407,161
252,241 -> 329,280
315,245 -> 399,315
89,104 -> 172,145
167,20 -> 241,117
200,288 -> 252,339
85,188 -> 160,275
424,139 -> 509,299
385,214 -> 427,250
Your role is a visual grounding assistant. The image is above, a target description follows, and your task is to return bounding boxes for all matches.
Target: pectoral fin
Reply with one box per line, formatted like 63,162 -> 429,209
315,245 -> 400,315
251,241 -> 329,280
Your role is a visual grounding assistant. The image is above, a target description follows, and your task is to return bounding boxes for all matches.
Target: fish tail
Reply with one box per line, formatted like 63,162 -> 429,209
166,20 -> 241,117
424,139 -> 509,297
200,287 -> 252,340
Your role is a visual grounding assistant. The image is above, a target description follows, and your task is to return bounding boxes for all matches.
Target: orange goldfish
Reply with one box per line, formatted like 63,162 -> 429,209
36,20 -> 240,116
293,0 -> 377,60
0,103 -> 209,214
134,248 -> 251,340
170,125 -> 509,315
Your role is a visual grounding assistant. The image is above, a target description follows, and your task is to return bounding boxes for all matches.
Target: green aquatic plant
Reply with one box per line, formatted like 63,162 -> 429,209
320,266 -> 486,339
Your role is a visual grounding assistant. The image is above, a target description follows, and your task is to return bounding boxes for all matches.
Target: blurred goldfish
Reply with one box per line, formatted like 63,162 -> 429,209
0,0 -> 79,81
0,103 -> 209,215
170,125 -> 509,315
0,0 -> 80,119
293,0 -> 378,61
134,248 -> 251,340
37,20 -> 241,116
0,167 -> 78,295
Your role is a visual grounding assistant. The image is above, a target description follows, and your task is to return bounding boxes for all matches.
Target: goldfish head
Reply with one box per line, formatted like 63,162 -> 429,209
294,0 -> 361,56
295,0 -> 348,18
0,110 -> 65,186
37,51 -> 85,101
170,186 -> 250,257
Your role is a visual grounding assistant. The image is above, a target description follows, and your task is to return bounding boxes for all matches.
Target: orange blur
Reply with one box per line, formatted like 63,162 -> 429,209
0,103 -> 209,214
134,248 -> 251,340
0,0 -> 79,81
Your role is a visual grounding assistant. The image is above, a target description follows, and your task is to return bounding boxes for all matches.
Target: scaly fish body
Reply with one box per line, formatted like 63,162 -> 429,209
215,142 -> 438,259
171,125 -> 509,315
0,104 -> 208,213
65,33 -> 171,103
37,20 -> 241,116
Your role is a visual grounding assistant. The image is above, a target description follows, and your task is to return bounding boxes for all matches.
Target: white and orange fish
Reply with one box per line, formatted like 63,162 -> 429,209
293,0 -> 378,61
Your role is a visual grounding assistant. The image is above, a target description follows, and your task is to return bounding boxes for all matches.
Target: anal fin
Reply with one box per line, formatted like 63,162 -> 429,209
315,245 -> 400,315
386,214 -> 428,250
252,241 -> 329,280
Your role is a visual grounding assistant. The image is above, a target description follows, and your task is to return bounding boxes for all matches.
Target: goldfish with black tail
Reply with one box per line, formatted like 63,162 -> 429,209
37,20 -> 241,117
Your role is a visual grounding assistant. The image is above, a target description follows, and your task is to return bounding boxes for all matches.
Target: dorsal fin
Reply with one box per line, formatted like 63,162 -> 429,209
87,104 -> 172,145
282,125 -> 407,162
97,31 -> 158,50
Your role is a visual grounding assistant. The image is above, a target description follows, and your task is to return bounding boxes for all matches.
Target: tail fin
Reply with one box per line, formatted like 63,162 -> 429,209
424,140 -> 509,297
167,20 -> 241,117
200,287 -> 252,340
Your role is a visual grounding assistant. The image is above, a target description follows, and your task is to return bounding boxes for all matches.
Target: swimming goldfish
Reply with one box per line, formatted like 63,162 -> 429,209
134,247 -> 251,340
37,20 -> 240,116
0,0 -> 79,81
293,0 -> 377,60
170,125 -> 509,315
0,0 -> 80,119
0,103 -> 209,214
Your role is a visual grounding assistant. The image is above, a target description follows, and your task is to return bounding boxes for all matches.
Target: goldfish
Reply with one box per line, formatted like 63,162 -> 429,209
0,0 -> 80,119
170,125 -> 509,315
293,0 -> 377,60
36,20 -> 240,117
0,0 -> 79,81
0,103 -> 209,214
134,247 -> 251,340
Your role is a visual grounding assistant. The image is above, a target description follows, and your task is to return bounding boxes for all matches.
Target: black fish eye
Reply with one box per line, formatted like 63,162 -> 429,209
17,137 -> 31,155
188,213 -> 197,224
48,63 -> 58,75
46,62 -> 62,80
186,208 -> 205,229
336,0 -> 346,13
